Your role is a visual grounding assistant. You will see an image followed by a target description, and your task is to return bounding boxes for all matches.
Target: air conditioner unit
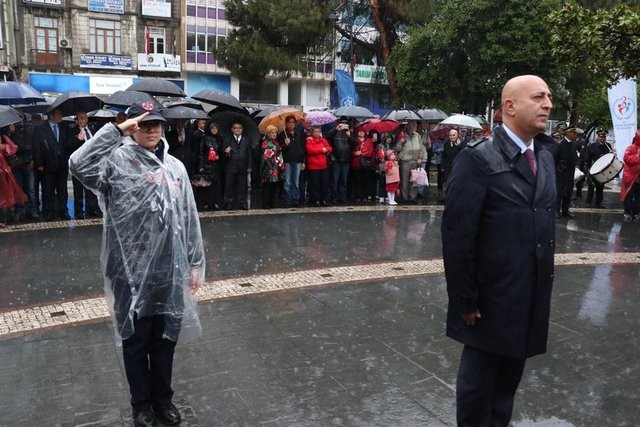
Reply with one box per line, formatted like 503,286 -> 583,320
59,38 -> 72,49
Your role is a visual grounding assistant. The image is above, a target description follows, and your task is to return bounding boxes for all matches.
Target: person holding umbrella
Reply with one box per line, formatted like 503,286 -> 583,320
69,101 -> 205,427
278,115 -> 306,207
68,111 -> 101,219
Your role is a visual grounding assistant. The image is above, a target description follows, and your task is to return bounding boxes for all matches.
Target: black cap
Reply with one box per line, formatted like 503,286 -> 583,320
473,128 -> 483,135
565,125 -> 577,132
596,129 -> 608,136
126,101 -> 166,123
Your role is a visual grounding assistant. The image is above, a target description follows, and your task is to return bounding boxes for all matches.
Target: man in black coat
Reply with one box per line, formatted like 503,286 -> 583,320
554,126 -> 578,218
442,75 -> 556,427
222,120 -> 252,210
584,129 -> 612,208
33,108 -> 71,220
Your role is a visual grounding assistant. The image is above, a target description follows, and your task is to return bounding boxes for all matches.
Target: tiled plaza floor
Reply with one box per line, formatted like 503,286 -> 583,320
0,189 -> 638,426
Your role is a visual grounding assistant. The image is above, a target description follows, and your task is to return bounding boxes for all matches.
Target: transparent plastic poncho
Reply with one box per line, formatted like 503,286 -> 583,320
69,123 -> 204,344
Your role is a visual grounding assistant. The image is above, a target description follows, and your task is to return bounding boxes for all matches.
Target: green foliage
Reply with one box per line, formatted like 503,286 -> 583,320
391,0 -> 563,112
547,2 -> 640,83
214,0 -> 334,82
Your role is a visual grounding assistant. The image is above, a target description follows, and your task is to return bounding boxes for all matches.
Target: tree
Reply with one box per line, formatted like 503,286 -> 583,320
391,0 -> 563,112
547,2 -> 640,83
213,0 -> 335,82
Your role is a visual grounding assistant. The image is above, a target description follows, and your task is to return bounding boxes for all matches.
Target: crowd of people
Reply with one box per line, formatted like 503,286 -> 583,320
1,102 -> 640,226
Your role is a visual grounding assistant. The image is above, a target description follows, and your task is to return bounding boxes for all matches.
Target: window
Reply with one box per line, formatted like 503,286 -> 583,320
89,19 -> 121,54
148,27 -> 165,54
34,17 -> 58,53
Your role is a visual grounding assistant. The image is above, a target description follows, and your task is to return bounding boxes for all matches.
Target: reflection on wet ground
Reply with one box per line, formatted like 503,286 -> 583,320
0,201 -> 638,425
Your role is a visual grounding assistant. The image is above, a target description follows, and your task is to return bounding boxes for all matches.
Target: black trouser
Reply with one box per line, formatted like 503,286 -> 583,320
307,169 -> 329,204
71,176 -> 99,218
586,180 -> 604,207
122,314 -> 177,411
261,181 -> 279,208
42,169 -> 68,218
456,345 -> 526,427
557,195 -> 572,215
224,170 -> 248,209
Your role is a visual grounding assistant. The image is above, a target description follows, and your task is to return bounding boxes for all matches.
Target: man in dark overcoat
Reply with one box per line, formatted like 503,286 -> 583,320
442,75 -> 557,427
222,120 -> 253,210
554,126 -> 578,218
33,108 -> 71,220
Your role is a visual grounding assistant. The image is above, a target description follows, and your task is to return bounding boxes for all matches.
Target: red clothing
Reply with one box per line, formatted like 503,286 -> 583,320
351,137 -> 375,169
620,131 -> 640,201
0,135 -> 27,209
305,136 -> 332,170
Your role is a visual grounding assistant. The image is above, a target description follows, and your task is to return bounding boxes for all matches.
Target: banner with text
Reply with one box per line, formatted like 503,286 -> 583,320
608,78 -> 637,159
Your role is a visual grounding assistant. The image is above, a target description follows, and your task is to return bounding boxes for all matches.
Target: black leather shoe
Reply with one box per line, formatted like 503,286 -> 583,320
154,402 -> 181,426
133,407 -> 155,427
59,213 -> 71,220
562,212 -> 576,219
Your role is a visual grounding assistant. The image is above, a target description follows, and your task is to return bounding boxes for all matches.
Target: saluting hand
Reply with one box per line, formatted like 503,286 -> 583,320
116,112 -> 149,136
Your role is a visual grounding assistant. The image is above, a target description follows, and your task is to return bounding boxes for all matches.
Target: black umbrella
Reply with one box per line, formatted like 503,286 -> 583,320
104,91 -> 164,110
48,92 -> 103,116
0,82 -> 46,105
88,109 -> 117,118
250,105 -> 278,120
192,89 -> 244,111
381,109 -> 423,122
164,98 -> 204,111
161,106 -> 208,120
333,105 -> 375,119
126,78 -> 186,97
0,105 -> 23,128
210,111 -> 260,149
13,102 -> 51,114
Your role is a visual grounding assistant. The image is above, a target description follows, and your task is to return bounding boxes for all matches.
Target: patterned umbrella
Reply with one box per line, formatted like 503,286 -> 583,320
258,107 -> 306,133
307,110 -> 337,127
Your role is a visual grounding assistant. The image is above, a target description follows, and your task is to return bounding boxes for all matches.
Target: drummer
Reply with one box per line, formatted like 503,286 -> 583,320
584,129 -> 612,209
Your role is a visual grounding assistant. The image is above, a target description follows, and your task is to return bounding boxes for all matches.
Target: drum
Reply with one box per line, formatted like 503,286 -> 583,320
574,168 -> 584,183
589,153 -> 623,184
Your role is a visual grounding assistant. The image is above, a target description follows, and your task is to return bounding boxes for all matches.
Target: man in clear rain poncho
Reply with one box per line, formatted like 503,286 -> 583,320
69,101 -> 205,427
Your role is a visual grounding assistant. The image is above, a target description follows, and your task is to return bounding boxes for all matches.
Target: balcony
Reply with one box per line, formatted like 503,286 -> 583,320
28,49 -> 64,70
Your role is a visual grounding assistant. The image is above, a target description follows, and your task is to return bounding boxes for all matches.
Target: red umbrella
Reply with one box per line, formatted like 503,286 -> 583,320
356,118 -> 400,134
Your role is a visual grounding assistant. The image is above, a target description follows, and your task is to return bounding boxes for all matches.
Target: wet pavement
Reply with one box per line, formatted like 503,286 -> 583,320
0,188 -> 639,426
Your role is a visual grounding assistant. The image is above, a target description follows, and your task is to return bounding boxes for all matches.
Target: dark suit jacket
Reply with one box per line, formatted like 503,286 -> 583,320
222,134 -> 253,174
33,121 -> 70,173
442,126 -> 557,358
553,137 -> 577,197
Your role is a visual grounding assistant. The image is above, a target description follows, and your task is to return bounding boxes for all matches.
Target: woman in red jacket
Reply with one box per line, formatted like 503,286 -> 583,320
0,127 -> 27,227
621,131 -> 640,221
305,126 -> 332,206
351,129 -> 376,203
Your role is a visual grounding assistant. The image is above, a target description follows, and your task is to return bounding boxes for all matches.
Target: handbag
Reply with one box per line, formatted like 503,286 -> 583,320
207,147 -> 218,161
6,154 -> 21,169
327,153 -> 336,165
360,156 -> 373,170
191,174 -> 212,187
410,167 -> 429,187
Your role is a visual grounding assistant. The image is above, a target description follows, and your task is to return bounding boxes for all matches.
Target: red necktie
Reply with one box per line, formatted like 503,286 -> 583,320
524,149 -> 537,176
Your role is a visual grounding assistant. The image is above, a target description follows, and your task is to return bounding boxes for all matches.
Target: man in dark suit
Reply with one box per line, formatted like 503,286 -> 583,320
33,108 -> 71,220
222,121 -> 252,210
554,125 -> 578,218
67,111 -> 100,219
442,75 -> 556,427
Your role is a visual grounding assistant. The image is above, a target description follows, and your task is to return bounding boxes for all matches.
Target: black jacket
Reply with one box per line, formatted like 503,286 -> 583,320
33,121 -> 70,173
442,126 -> 556,358
328,129 -> 355,163
222,134 -> 253,173
553,137 -> 577,197
278,130 -> 306,163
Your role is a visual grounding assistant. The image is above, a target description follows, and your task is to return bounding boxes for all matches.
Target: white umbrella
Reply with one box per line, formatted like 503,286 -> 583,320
439,114 -> 482,129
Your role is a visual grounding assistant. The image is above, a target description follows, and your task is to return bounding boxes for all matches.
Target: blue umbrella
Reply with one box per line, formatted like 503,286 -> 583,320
0,82 -> 46,105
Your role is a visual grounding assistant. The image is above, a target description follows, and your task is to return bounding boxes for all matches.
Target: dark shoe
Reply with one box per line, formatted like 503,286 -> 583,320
562,212 -> 576,219
555,212 -> 561,219
595,204 -> 605,209
133,407 -> 155,427
59,213 -> 71,220
154,402 -> 181,426
75,214 -> 85,220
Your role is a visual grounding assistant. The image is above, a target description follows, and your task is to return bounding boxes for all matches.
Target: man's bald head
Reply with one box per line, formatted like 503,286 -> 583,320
501,75 -> 553,143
